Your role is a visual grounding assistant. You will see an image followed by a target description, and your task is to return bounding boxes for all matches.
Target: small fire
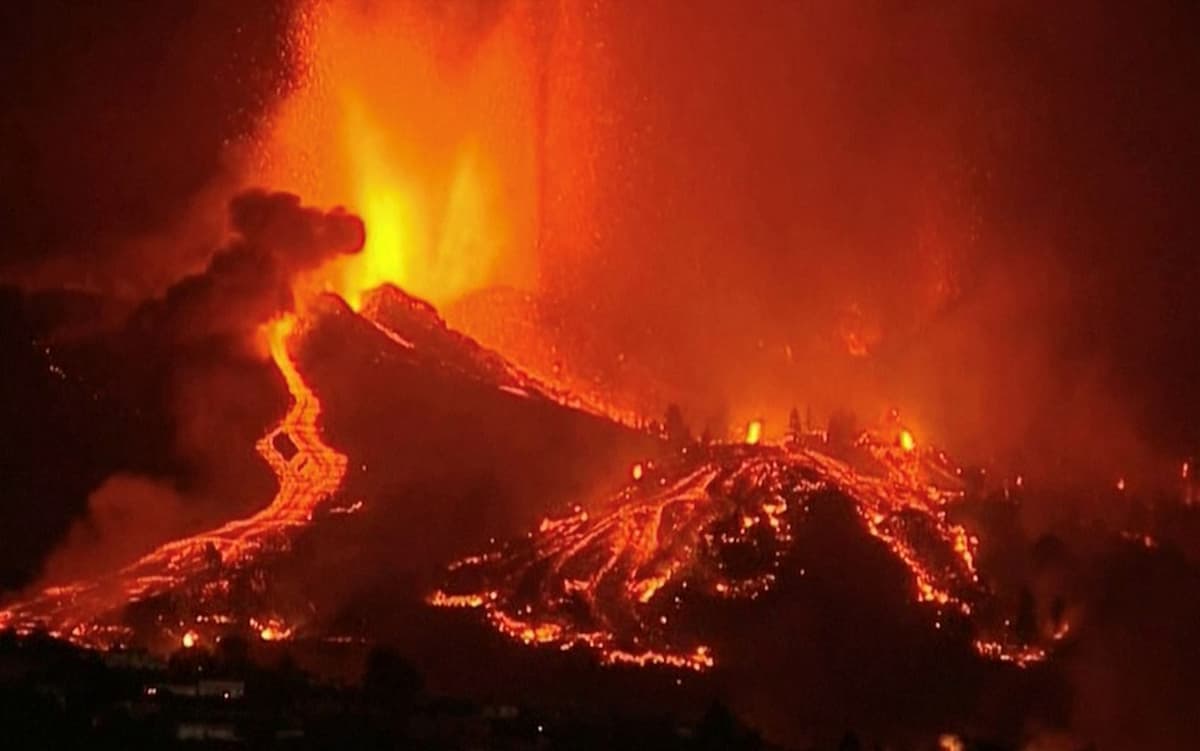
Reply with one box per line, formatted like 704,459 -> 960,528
181,630 -> 199,649
744,420 -> 763,445
939,734 -> 965,751
1116,477 -> 1126,492
631,463 -> 645,481
1052,620 -> 1072,641
251,617 -> 293,643
898,428 -> 916,452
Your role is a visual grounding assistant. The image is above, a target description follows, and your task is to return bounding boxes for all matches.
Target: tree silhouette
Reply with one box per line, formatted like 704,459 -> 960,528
363,646 -> 423,705
827,409 -> 858,450
838,731 -> 863,751
664,403 -> 692,447
696,700 -> 761,750
787,407 -> 803,444
216,633 -> 250,671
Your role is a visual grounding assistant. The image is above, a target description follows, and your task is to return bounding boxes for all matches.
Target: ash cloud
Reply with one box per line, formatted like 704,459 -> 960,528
132,189 -> 363,346
136,188 -> 363,510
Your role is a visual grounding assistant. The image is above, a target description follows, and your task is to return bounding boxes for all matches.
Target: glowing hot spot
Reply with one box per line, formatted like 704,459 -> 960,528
744,420 -> 763,446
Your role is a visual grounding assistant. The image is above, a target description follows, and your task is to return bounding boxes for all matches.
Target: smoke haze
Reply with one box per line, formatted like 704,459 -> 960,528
6,1 -> 1198,475
2,2 -> 1199,748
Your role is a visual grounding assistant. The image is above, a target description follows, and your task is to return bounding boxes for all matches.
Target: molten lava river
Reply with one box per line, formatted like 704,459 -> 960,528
0,315 -> 346,648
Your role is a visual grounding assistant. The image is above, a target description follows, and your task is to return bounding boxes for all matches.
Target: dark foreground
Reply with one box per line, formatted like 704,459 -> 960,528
0,629 -> 1039,751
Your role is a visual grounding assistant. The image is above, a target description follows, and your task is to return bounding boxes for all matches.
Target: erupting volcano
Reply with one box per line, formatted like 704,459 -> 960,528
0,274 -> 1047,675
0,0 -> 1092,676
6,2 -> 1200,748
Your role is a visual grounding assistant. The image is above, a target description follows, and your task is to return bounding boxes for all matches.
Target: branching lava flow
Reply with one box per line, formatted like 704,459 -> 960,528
0,315 -> 347,648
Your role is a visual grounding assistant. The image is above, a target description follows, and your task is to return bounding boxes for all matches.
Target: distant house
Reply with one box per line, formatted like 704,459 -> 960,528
198,679 -> 245,700
102,649 -> 164,672
483,704 -> 520,719
148,678 -> 245,700
176,721 -> 240,742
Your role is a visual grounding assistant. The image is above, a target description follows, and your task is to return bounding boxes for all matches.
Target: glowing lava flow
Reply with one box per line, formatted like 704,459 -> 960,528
430,433 -> 1045,671
0,315 -> 347,648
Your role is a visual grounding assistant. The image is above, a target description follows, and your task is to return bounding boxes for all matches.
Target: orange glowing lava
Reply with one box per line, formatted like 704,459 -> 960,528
432,429 -> 1046,670
0,315 -> 347,647
744,420 -> 763,445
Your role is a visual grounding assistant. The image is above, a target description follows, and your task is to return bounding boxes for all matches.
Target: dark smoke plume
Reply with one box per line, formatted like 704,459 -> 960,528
131,190 -> 364,346
19,191 -> 363,592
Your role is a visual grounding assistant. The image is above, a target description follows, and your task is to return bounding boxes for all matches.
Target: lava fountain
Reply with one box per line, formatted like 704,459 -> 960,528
257,0 -> 544,310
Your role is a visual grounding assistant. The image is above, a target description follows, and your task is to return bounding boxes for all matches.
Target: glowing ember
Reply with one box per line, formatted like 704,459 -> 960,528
181,630 -> 199,649
251,616 -> 294,642
632,463 -> 645,481
898,429 -> 916,452
972,639 -> 1046,667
